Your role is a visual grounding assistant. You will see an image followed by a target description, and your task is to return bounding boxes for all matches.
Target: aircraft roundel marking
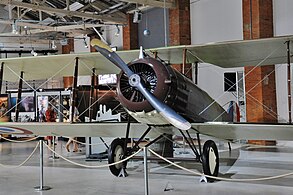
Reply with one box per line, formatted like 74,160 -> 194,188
0,126 -> 33,134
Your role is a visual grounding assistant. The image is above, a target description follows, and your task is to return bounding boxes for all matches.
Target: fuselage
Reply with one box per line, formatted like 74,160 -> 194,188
116,57 -> 231,125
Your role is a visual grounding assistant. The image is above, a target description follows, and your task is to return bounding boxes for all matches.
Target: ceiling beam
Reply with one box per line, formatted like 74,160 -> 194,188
90,1 -> 126,20
0,19 -> 103,35
0,0 -> 127,24
119,0 -> 175,8
0,19 -> 54,30
27,23 -> 108,34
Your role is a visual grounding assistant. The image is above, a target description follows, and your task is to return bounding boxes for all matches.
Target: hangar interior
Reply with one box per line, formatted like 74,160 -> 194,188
0,0 -> 293,194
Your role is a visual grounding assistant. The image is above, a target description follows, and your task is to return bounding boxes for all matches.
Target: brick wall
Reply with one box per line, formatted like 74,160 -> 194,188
123,14 -> 138,50
169,0 -> 191,77
169,0 -> 191,46
243,0 -> 277,145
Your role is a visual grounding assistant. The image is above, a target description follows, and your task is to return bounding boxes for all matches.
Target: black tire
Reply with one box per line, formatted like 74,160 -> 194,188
202,140 -> 219,182
108,138 -> 127,177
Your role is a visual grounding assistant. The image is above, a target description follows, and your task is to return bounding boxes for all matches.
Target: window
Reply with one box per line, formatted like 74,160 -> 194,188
224,72 -> 236,92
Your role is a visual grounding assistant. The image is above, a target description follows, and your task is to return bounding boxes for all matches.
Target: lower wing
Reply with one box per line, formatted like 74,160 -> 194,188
192,122 -> 293,141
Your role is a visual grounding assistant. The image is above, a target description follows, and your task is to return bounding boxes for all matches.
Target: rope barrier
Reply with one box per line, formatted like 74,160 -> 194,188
44,142 -> 142,168
0,135 -> 39,143
62,136 -> 112,146
148,148 -> 293,182
152,128 -> 198,157
1,137 -> 291,182
0,141 -> 40,168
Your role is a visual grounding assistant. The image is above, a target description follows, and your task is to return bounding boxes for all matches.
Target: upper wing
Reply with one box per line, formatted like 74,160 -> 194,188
192,122 -> 293,141
0,50 -> 140,82
1,35 -> 292,82
146,35 -> 293,67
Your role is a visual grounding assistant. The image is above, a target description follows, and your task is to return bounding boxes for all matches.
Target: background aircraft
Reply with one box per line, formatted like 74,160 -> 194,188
0,35 -> 292,181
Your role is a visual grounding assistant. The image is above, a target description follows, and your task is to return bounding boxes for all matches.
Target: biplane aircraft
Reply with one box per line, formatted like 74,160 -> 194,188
0,35 -> 293,181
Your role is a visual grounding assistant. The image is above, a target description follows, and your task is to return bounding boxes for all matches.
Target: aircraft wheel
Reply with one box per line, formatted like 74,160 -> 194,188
202,140 -> 219,182
108,138 -> 127,177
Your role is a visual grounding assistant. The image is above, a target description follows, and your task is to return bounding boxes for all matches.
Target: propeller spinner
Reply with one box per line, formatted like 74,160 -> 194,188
90,39 -> 191,130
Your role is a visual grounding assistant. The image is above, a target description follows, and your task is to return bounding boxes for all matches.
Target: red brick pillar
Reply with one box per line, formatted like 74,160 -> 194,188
169,0 -> 191,46
243,0 -> 277,145
169,0 -> 191,77
123,14 -> 138,50
62,38 -> 74,54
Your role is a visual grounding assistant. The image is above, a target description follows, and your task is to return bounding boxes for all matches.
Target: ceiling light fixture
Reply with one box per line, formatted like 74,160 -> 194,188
83,37 -> 88,48
143,11 -> 150,37
114,25 -> 120,37
31,48 -> 37,56
51,40 -> 57,49
12,20 -> 18,34
133,9 -> 142,23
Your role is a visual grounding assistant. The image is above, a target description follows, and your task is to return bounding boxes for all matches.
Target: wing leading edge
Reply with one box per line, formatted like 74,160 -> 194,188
2,122 -> 293,141
192,122 -> 293,141
0,122 -> 162,138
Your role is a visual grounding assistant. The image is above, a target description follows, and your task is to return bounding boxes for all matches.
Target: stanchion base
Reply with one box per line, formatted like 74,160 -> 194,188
199,175 -> 207,183
34,186 -> 52,191
118,168 -> 128,177
49,156 -> 59,159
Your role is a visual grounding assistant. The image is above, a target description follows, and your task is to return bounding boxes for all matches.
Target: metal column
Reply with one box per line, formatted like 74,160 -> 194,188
34,140 -> 51,191
144,147 -> 149,195
287,41 -> 292,123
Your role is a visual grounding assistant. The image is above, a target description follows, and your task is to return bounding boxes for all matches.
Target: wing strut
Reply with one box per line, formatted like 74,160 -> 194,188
70,57 -> 79,123
15,71 -> 24,122
0,62 -> 4,93
88,68 -> 96,157
89,68 -> 96,122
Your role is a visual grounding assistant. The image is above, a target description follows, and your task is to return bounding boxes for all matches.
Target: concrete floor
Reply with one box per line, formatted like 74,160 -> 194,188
0,139 -> 293,195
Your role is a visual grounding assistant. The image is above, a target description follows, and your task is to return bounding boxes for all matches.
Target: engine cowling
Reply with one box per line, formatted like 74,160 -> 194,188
116,57 -> 230,123
117,57 -> 172,112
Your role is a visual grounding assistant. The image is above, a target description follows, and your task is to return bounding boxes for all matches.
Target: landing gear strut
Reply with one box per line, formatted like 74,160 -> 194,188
108,127 -> 220,182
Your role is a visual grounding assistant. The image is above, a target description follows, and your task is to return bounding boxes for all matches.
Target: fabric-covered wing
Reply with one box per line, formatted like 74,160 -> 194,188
0,122 -> 168,138
0,50 -> 140,82
147,35 -> 293,67
192,122 -> 293,141
1,35 -> 293,82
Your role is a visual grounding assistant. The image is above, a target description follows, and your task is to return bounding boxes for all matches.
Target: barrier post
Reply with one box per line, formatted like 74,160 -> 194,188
49,136 -> 59,159
144,147 -> 149,195
34,140 -> 51,191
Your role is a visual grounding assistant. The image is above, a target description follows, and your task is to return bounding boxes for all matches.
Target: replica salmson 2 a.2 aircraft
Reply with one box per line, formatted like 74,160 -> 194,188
0,35 -> 293,182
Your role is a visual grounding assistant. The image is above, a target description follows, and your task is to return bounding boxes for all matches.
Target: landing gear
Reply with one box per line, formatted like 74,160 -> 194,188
179,131 -> 219,182
108,138 -> 128,177
202,140 -> 219,182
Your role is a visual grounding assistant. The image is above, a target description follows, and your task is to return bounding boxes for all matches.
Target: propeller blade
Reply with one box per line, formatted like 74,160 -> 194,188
91,39 -> 191,130
90,39 -> 133,77
136,82 -> 191,130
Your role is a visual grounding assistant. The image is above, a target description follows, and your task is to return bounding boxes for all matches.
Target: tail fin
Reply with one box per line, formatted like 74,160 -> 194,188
227,101 -> 240,122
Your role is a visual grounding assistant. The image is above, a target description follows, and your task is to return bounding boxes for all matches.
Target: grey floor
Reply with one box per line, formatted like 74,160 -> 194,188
0,139 -> 293,195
